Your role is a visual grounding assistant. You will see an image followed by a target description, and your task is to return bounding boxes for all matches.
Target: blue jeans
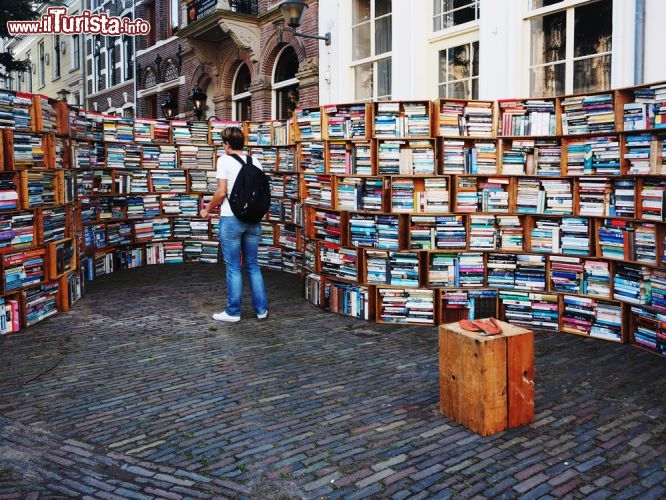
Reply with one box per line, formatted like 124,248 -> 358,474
219,216 -> 268,317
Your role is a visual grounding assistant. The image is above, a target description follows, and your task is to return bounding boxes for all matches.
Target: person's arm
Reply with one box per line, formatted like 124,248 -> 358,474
200,179 -> 227,218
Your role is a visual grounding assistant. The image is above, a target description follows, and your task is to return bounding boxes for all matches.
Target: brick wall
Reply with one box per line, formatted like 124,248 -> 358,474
179,1 -> 320,121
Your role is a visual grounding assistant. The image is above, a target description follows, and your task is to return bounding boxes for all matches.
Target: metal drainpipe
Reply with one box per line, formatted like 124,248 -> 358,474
634,0 -> 646,85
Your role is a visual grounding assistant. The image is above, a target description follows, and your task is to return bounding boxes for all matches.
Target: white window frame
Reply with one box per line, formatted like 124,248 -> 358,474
53,35 -> 61,80
106,37 -> 116,88
72,34 -> 81,70
38,40 -> 45,88
437,38 -> 480,100
271,45 -> 299,120
232,63 -> 252,121
351,0 -> 393,101
524,0 -> 612,96
432,0 -> 480,34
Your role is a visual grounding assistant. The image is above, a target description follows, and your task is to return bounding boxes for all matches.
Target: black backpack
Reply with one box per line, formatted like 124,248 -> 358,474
227,154 -> 271,223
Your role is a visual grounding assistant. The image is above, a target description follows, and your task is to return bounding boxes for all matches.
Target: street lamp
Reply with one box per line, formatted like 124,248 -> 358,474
188,85 -> 207,120
57,88 -> 71,102
161,94 -> 177,120
279,0 -> 331,45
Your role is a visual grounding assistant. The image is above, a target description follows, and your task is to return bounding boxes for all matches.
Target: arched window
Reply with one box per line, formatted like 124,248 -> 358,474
232,63 -> 251,121
272,46 -> 299,120
163,59 -> 179,83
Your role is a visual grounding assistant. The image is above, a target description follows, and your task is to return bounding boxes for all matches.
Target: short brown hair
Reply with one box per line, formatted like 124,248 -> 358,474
222,127 -> 245,150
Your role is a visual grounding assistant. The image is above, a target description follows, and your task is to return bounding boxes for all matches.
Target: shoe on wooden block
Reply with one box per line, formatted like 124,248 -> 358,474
257,311 -> 268,319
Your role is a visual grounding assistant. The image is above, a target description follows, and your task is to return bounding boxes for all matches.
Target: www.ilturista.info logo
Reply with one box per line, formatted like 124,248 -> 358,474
6,7 -> 151,36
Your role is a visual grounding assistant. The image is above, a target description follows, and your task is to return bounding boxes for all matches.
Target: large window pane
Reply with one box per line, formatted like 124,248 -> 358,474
352,23 -> 371,60
377,58 -> 391,99
375,16 -> 392,55
530,0 -> 564,8
574,0 -> 612,57
530,11 -> 565,65
530,62 -> 565,97
447,80 -> 469,99
448,44 -> 471,81
472,40 -> 479,76
353,0 -> 370,24
574,54 -> 611,93
434,0 -> 479,31
376,0 -> 391,17
355,63 -> 373,101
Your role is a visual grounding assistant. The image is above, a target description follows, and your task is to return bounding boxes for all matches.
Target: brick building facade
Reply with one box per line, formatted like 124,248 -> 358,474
177,0 -> 320,121
84,1 -> 136,116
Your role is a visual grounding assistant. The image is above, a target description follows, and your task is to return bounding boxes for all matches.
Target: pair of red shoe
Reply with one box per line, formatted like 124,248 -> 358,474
459,318 -> 502,335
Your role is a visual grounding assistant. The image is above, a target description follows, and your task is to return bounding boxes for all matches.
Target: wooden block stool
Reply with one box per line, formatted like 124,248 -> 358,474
438,319 -> 534,436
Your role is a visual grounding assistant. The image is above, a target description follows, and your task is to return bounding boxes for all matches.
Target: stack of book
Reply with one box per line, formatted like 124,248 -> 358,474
284,174 -> 299,199
189,170 -> 217,193
479,178 -> 510,212
0,89 -> 15,128
566,137 -> 620,175
2,249 -> 45,291
561,93 -> 615,134
300,142 -> 326,173
598,219 -> 632,260
296,108 -> 322,140
550,256 -> 584,294
150,170 -> 187,193
353,143 -> 373,175
404,103 -> 430,137
269,173 -> 285,198
583,259 -> 612,297
327,142 -> 348,174
611,179 -> 635,217
438,101 -> 464,136
141,146 -> 160,169
634,222 -> 657,264
469,215 -> 496,250
613,263 -> 651,304
542,179 -> 573,214
158,145 -> 178,169
24,282 -> 59,326
378,288 -> 435,324
129,171 -> 149,193
409,215 -> 466,250
624,134 -> 652,174
278,223 -> 299,250
303,174 -> 332,207
279,148 -> 296,172
440,289 -> 498,323
487,253 -> 517,288
304,273 -> 323,306
498,216 -> 524,251
499,99 -> 556,136
210,120 -> 241,145
501,140 -> 533,175
13,93 -> 32,130
0,174 -> 19,211
282,249 -> 302,274
0,212 -> 34,252
562,295 -> 623,341
26,172 -> 56,208
640,179 -> 665,221
560,217 -> 590,255
455,177 -> 477,212
324,104 -> 368,139
247,122 -> 272,146
442,140 -> 465,173
327,281 -> 372,319
515,254 -> 547,291
179,145 -> 215,170
313,209 -> 342,243
320,243 -> 357,281
377,141 -> 401,174
578,178 -> 611,216
13,133 -> 45,168
390,251 -> 422,287
375,102 -> 401,137
499,290 -> 559,331
631,306 -> 666,356
530,218 -> 560,253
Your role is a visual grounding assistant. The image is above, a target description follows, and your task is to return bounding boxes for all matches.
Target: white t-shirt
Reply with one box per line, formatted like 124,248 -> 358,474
215,153 -> 263,216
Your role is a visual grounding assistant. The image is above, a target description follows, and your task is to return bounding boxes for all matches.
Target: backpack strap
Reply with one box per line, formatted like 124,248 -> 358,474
229,153 -> 253,168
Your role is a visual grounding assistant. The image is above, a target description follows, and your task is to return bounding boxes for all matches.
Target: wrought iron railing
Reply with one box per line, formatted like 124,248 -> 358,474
187,0 -> 259,24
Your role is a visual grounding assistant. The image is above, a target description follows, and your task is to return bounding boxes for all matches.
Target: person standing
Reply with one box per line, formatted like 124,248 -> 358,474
200,127 -> 268,322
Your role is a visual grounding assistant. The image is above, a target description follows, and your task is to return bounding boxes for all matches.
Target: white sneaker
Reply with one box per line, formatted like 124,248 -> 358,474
212,311 -> 241,322
257,311 -> 268,319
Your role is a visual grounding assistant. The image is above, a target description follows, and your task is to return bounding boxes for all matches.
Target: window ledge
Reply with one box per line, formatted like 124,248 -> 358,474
429,22 -> 480,43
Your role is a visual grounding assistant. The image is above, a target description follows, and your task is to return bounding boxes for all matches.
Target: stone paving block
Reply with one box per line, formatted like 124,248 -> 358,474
0,266 -> 665,498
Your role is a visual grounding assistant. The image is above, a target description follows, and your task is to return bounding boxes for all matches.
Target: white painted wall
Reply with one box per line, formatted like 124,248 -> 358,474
644,0 -> 666,85
319,0 -> 666,106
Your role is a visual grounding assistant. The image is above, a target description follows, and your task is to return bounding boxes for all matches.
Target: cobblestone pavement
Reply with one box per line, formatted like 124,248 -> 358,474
1,264 -> 665,499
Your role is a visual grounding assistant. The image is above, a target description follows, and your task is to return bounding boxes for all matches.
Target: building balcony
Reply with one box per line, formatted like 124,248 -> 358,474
185,0 -> 259,26
178,0 -> 261,65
